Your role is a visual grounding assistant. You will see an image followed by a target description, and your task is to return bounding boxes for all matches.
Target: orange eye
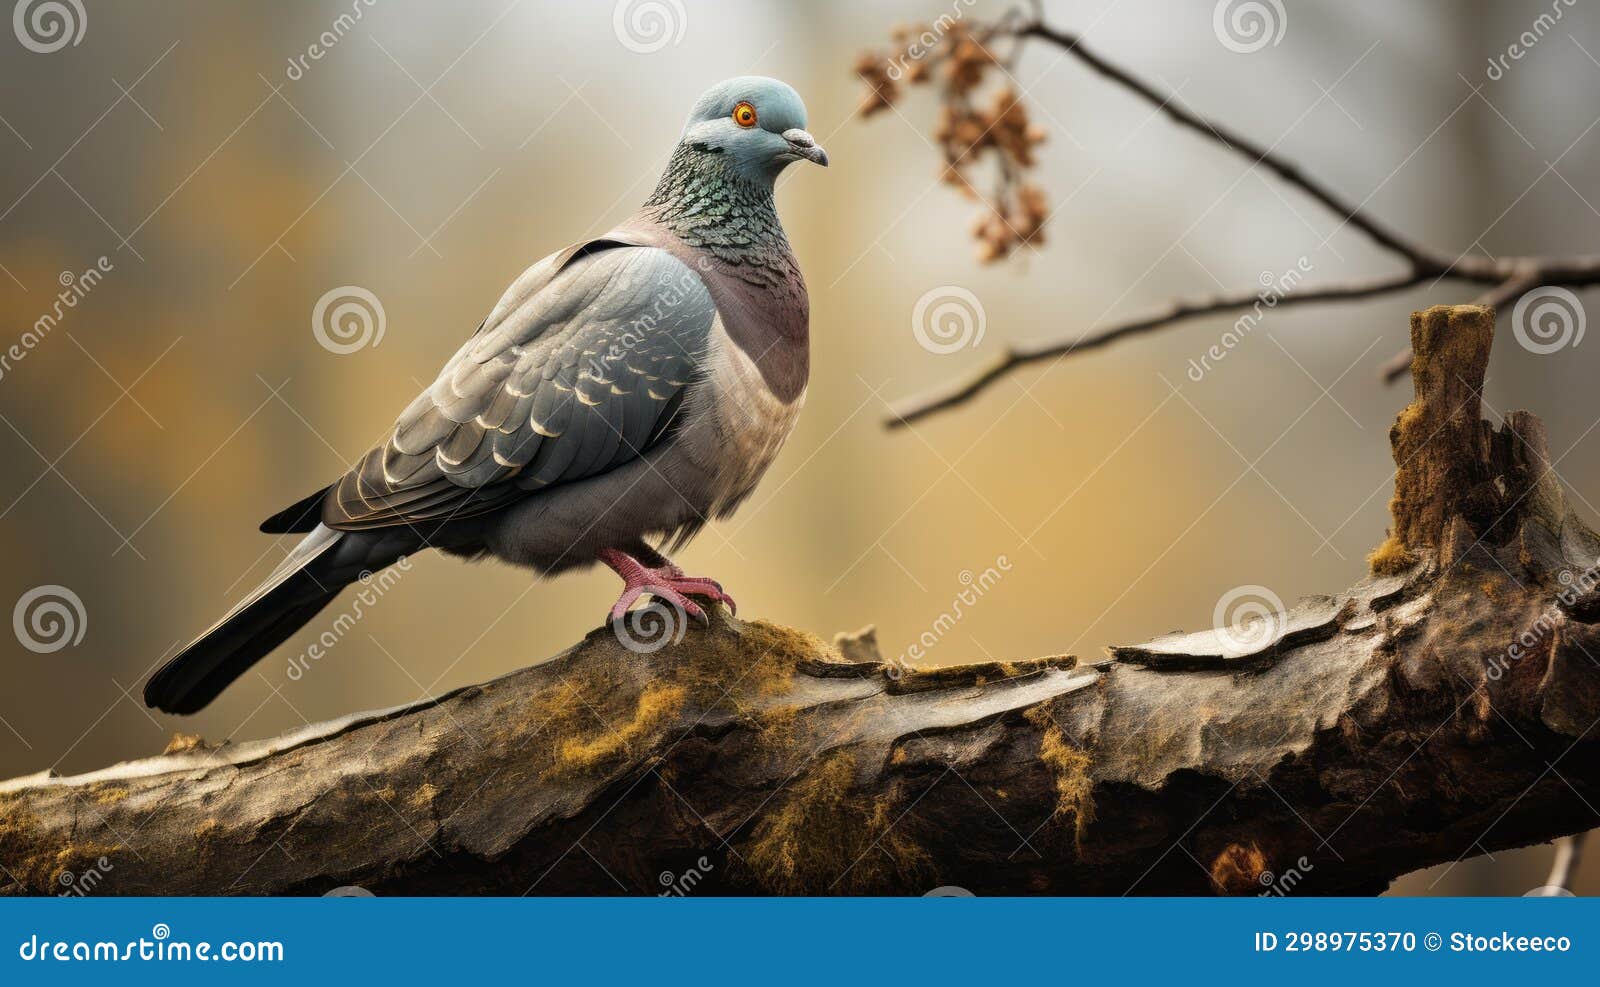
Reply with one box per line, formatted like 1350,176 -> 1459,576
732,101 -> 758,128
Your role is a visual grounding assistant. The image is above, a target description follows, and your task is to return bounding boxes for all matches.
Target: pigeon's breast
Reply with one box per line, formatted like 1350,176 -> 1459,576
611,214 -> 810,403
677,315 -> 805,518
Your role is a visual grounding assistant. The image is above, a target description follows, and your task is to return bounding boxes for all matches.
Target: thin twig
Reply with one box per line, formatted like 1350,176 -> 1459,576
887,270 -> 1425,428
884,16 -> 1600,428
1019,22 -> 1446,271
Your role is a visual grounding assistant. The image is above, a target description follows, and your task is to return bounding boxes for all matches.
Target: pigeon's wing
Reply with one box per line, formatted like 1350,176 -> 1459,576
321,244 -> 714,532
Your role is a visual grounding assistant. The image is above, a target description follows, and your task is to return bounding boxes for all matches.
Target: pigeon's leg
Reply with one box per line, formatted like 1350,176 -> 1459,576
597,548 -> 708,624
597,547 -> 736,622
633,545 -> 737,616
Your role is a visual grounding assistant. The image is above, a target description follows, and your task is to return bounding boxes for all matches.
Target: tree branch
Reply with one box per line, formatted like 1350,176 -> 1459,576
881,13 -> 1600,428
3,304 -> 1597,896
888,270 -> 1427,429
1016,21 -> 1446,271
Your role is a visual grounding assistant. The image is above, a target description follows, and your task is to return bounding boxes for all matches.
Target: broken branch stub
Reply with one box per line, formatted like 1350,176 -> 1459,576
1375,304 -> 1598,576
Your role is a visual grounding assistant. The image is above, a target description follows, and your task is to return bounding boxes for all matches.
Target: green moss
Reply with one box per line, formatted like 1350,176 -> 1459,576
407,783 -> 439,811
1027,707 -> 1095,847
555,683 -> 687,773
1368,534 -> 1417,576
503,617 -> 820,781
0,795 -> 123,891
0,793 -> 34,884
48,843 -> 120,888
90,785 -> 129,807
743,752 -> 929,894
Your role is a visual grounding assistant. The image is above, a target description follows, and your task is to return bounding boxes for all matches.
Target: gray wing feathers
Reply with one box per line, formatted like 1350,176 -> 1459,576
324,245 -> 715,530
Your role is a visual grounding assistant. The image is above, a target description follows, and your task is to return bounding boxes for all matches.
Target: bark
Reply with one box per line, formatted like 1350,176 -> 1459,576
3,304 -> 1598,896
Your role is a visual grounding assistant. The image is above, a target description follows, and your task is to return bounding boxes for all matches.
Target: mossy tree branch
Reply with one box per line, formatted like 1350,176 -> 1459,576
3,304 -> 1599,896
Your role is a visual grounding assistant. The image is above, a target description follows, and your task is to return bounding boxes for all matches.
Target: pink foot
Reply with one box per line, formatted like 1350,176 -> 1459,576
597,549 -> 738,624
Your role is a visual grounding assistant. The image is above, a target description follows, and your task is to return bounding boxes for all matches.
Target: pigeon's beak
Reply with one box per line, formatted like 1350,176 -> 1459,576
782,129 -> 829,167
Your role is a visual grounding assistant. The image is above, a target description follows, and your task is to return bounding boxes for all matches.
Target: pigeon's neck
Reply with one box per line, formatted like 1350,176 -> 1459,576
633,141 -> 809,395
642,142 -> 790,258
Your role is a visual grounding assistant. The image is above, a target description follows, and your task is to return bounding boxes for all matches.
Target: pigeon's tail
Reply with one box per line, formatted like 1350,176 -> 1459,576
258,484 -> 333,534
145,525 -> 352,714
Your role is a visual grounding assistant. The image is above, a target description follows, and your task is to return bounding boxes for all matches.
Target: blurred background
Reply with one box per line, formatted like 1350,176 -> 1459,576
1,0 -> 1596,895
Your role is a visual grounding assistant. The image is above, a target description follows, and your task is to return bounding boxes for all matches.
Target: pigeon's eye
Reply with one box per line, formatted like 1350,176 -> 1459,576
732,102 -> 758,128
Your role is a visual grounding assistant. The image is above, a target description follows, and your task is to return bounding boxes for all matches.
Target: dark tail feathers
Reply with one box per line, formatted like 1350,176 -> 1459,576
145,527 -> 345,714
258,484 -> 333,534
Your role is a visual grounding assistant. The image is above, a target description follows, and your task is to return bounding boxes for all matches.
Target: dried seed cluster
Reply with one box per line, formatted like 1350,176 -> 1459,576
856,20 -> 1049,262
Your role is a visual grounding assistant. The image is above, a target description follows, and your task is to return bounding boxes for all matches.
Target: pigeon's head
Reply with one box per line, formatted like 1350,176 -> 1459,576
679,76 -> 827,184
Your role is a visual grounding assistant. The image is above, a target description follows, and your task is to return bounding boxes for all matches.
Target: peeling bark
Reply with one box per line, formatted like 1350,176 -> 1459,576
3,304 -> 1598,896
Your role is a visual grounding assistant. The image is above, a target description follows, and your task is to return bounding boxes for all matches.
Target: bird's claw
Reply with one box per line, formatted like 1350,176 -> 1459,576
660,578 -> 736,616
607,585 -> 647,622
608,581 -> 727,625
600,549 -> 735,625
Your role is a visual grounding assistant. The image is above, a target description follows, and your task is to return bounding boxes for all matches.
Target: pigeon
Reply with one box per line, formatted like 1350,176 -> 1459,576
145,77 -> 827,714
